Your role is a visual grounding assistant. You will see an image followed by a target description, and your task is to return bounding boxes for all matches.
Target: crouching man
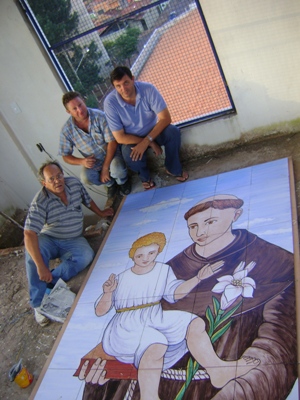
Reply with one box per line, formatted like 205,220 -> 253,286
24,161 -> 114,326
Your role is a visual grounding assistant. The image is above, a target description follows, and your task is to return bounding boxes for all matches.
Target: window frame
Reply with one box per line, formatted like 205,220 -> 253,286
19,0 -> 236,128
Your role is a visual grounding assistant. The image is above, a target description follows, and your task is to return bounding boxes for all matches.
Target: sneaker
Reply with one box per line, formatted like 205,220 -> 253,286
119,179 -> 131,196
34,307 -> 50,327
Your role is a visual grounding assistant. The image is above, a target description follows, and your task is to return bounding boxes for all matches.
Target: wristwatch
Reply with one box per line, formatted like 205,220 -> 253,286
147,135 -> 153,142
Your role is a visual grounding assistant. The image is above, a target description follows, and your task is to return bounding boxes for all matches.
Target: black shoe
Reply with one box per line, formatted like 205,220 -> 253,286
47,282 -> 55,290
119,179 -> 131,196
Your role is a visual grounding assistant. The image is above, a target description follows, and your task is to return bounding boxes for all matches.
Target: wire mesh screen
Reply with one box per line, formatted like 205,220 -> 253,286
24,0 -> 234,126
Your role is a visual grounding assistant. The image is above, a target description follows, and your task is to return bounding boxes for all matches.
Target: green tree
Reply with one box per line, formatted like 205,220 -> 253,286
104,27 -> 141,66
27,0 -> 78,45
28,0 -> 103,106
57,41 -> 102,105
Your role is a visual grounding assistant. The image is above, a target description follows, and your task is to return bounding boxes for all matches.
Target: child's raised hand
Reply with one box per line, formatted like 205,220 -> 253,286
197,260 -> 224,281
103,273 -> 118,293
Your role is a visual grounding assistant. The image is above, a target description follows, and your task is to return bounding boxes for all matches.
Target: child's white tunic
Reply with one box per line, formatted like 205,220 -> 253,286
96,262 -> 198,369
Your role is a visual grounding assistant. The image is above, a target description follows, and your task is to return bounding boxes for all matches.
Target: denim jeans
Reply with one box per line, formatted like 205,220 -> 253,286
25,234 -> 94,308
81,146 -> 128,186
121,124 -> 182,182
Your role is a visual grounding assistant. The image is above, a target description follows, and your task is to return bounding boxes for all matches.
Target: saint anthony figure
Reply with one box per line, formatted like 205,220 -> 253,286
80,195 -> 297,400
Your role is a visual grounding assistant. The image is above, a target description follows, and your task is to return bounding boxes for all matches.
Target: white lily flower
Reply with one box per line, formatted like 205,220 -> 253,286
212,261 -> 256,310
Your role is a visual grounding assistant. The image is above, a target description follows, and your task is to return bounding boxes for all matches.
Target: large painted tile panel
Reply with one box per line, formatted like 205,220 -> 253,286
30,158 -> 299,400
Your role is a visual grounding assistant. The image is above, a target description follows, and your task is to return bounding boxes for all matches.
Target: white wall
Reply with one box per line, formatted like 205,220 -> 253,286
182,0 -> 300,146
0,0 -> 300,217
0,0 -> 107,217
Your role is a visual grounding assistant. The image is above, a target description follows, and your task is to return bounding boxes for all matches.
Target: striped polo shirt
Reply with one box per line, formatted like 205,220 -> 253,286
24,176 -> 91,239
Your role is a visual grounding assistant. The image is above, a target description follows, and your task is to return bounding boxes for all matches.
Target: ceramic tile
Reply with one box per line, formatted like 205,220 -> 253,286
251,158 -> 289,184
215,166 -> 253,191
151,182 -> 186,203
32,367 -> 84,400
32,158 -> 298,400
181,182 -> 217,204
120,189 -> 156,212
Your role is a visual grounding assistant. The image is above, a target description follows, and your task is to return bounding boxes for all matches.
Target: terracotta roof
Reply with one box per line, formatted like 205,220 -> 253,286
138,9 -> 232,124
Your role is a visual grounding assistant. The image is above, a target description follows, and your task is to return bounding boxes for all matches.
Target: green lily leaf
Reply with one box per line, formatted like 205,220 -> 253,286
212,296 -> 220,316
186,357 -> 194,383
211,320 -> 232,343
206,306 -> 214,337
214,301 -> 242,330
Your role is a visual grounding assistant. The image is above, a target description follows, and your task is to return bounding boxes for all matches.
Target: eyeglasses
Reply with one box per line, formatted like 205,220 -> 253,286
46,173 -> 64,183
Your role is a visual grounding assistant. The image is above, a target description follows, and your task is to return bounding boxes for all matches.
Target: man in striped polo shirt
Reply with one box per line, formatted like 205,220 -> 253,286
24,161 -> 114,326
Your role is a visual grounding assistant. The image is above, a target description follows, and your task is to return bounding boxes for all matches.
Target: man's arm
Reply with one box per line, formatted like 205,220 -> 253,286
24,229 -> 52,283
113,108 -> 171,161
88,200 -> 114,218
100,140 -> 118,183
129,108 -> 171,161
112,129 -> 143,145
147,107 -> 172,141
59,123 -> 97,169
62,154 -> 96,169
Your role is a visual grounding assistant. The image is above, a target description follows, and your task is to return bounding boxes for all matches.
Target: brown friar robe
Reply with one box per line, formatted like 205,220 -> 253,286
81,229 -> 297,400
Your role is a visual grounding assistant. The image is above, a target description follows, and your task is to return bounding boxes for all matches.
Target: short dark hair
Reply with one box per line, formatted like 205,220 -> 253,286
184,198 -> 244,220
62,91 -> 83,108
38,160 -> 63,182
110,66 -> 133,84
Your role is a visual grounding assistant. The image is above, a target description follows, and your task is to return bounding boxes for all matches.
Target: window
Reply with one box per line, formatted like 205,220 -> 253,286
20,0 -> 235,126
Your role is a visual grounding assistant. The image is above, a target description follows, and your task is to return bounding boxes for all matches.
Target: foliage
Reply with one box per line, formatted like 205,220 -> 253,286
57,41 -> 102,96
104,27 -> 141,66
27,0 -> 78,45
28,0 -> 104,101
174,297 -> 243,400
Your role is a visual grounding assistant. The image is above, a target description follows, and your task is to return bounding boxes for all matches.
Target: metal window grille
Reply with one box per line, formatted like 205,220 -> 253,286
19,0 -> 235,127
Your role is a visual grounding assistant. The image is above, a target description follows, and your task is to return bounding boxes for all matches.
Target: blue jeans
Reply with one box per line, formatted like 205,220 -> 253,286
81,146 -> 128,186
25,234 -> 94,308
121,124 -> 182,182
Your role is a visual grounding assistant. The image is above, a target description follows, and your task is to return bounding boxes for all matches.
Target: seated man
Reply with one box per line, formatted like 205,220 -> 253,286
24,161 -> 114,326
103,66 -> 188,190
59,91 -> 131,201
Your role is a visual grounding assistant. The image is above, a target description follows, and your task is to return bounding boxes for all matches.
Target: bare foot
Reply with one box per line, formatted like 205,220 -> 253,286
207,356 -> 260,389
165,170 -> 189,182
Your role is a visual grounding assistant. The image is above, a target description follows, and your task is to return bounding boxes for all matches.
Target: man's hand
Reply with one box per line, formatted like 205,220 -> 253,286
78,358 -> 109,385
130,140 -> 149,161
100,207 -> 114,217
149,141 -> 163,157
103,273 -> 118,293
82,155 -> 96,169
37,264 -> 53,283
89,200 -> 114,219
100,166 -> 111,183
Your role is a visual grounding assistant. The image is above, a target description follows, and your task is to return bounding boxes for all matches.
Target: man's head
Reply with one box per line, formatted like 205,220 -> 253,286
110,66 -> 135,101
38,161 -> 65,196
184,195 -> 244,247
110,66 -> 133,84
62,91 -> 88,122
